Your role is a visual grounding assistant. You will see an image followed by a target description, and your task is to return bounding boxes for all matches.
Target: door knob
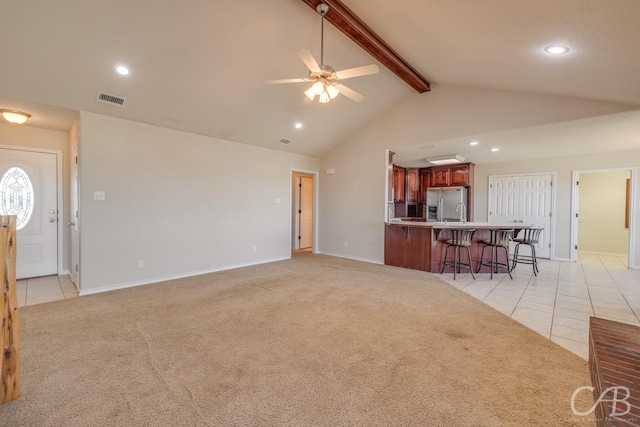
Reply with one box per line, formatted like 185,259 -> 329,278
49,218 -> 56,223
68,222 -> 76,226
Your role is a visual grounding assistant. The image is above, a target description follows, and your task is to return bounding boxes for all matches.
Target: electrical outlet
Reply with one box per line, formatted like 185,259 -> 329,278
252,246 -> 257,253
93,191 -> 106,201
344,241 -> 348,248
137,259 -> 144,268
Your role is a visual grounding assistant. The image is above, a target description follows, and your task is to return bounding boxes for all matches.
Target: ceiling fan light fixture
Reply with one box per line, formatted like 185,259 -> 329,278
304,87 -> 316,101
312,81 -> 324,95
327,84 -> 339,99
264,2 -> 377,104
319,91 -> 331,104
0,109 -> 31,124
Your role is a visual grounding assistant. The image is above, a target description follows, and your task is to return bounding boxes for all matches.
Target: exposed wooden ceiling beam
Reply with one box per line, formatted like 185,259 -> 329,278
300,0 -> 430,93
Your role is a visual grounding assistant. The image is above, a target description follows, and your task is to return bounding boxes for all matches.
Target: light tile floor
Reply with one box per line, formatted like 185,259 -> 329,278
440,252 -> 640,360
16,275 -> 78,307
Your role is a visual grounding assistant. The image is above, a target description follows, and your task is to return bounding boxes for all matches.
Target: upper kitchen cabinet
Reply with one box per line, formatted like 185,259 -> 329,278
405,168 -> 419,204
431,167 -> 450,187
418,168 -> 431,203
393,166 -> 405,203
450,163 -> 474,186
429,163 -> 475,187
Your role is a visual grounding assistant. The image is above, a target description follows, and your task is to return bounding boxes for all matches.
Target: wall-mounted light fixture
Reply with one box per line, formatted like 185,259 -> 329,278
0,109 -> 31,124
425,154 -> 465,165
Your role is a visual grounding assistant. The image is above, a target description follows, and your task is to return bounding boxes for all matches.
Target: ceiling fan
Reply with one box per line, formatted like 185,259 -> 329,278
264,2 -> 379,104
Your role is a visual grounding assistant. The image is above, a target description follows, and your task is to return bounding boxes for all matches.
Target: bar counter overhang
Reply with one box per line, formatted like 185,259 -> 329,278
384,221 -> 533,274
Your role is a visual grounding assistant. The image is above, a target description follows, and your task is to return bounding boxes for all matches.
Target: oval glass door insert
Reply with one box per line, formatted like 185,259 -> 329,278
0,167 -> 35,230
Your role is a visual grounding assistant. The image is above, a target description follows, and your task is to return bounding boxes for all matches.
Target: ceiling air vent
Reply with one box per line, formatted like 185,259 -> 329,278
96,91 -> 127,107
278,138 -> 292,145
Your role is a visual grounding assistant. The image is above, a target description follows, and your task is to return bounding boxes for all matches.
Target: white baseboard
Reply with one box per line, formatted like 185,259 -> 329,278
316,251 -> 383,265
78,256 -> 289,296
578,250 -> 629,257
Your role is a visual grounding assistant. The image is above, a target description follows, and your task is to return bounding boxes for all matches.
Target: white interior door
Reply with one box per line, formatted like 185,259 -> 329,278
488,176 -> 520,223
0,148 -> 58,279
299,176 -> 313,249
489,173 -> 553,258
70,144 -> 80,286
520,175 -> 552,258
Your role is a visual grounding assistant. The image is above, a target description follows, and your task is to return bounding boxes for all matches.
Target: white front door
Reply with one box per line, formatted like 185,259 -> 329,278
489,173 -> 553,258
0,148 -> 58,279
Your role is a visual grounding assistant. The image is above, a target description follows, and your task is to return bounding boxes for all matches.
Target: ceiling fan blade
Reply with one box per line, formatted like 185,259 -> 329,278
335,64 -> 379,80
335,83 -> 365,102
296,50 -> 322,73
263,78 -> 310,84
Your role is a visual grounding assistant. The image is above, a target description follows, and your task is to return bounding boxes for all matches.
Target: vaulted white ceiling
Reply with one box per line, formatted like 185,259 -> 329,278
1,0 -> 639,161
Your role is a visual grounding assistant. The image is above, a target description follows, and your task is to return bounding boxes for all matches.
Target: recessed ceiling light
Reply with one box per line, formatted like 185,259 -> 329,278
469,141 -> 479,146
115,65 -> 130,76
544,45 -> 569,55
294,122 -> 303,129
491,148 -> 500,152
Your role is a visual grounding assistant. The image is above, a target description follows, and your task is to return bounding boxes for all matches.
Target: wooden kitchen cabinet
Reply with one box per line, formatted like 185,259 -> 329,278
430,167 -> 450,187
393,166 -> 405,203
428,163 -> 474,187
384,224 -> 432,271
418,168 -> 430,203
406,168 -> 419,204
450,163 -> 473,186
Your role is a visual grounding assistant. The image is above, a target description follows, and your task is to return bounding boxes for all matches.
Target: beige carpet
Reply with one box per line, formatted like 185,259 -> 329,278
1,253 -> 594,426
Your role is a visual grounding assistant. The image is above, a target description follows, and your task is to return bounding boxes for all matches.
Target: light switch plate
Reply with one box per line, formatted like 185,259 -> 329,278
94,191 -> 106,201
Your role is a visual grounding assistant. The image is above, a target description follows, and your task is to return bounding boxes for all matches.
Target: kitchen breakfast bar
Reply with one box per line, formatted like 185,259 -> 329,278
384,220 -> 533,274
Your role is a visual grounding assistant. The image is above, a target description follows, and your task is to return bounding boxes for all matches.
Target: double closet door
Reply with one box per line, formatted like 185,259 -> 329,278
488,174 -> 553,258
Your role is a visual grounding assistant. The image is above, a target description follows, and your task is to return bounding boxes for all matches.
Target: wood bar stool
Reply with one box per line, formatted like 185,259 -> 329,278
512,227 -> 543,276
477,229 -> 514,279
440,228 -> 476,280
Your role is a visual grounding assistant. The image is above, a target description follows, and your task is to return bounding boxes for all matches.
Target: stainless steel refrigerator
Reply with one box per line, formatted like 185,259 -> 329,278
425,186 -> 468,222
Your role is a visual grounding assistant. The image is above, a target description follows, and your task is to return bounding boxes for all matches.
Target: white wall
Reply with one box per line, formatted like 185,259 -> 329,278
78,112 -> 319,294
0,122 -> 72,273
319,84 -> 640,267
474,153 -> 640,262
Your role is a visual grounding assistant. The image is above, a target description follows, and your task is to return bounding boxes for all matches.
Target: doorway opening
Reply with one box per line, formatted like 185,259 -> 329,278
571,168 -> 636,267
291,170 -> 317,253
